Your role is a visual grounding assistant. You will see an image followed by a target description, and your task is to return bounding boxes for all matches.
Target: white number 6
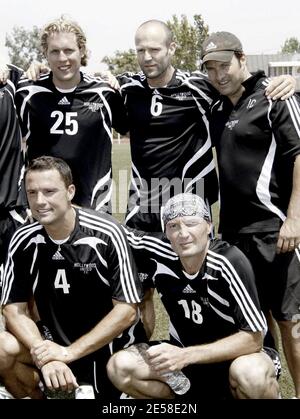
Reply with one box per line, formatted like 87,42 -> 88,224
150,94 -> 163,117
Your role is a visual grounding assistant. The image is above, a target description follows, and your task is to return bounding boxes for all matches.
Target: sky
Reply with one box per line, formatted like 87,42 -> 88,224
0,0 -> 299,72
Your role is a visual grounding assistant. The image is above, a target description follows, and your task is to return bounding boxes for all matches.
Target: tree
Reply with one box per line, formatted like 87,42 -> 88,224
5,26 -> 44,69
167,14 -> 209,71
281,37 -> 300,54
102,49 -> 139,75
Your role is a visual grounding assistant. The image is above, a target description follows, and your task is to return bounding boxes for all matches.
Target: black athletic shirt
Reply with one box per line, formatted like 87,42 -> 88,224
125,228 -> 267,347
210,71 -> 300,234
16,72 -> 128,210
119,69 -> 219,231
2,208 -> 144,351
0,64 -> 24,212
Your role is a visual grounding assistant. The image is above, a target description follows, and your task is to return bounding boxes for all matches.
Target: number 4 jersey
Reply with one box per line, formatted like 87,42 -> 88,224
15,72 -> 128,210
1,208 -> 145,349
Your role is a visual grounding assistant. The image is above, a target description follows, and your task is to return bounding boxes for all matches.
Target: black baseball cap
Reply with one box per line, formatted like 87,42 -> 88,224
201,31 -> 243,64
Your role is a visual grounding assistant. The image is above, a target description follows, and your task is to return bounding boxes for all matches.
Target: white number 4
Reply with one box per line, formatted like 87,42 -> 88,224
54,269 -> 70,294
50,111 -> 78,135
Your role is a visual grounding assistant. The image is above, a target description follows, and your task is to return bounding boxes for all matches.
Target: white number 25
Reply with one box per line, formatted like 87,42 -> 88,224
50,111 -> 78,135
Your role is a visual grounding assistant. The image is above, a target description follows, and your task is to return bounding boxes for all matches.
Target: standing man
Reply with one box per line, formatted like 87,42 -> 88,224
16,17 -> 128,211
202,31 -> 300,398
107,193 -> 280,399
120,20 -> 218,231
26,20 -> 294,230
0,156 -> 146,399
0,64 -> 26,290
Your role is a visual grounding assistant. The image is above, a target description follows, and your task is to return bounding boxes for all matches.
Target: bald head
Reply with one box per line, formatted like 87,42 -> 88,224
135,20 -> 174,47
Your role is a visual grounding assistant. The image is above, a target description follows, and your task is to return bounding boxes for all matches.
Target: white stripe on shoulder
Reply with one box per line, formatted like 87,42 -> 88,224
78,210 -> 140,303
286,95 -> 300,138
207,250 -> 267,331
124,228 -> 177,260
9,223 -> 42,254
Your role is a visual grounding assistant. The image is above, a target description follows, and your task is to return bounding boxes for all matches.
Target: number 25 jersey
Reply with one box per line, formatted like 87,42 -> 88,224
16,72 -> 128,210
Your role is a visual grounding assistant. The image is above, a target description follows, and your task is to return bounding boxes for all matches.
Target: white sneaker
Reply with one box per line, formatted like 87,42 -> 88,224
120,392 -> 134,399
75,385 -> 95,399
0,387 -> 14,399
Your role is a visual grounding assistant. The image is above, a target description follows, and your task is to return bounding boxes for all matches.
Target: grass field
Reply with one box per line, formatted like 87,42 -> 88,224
112,142 -> 294,399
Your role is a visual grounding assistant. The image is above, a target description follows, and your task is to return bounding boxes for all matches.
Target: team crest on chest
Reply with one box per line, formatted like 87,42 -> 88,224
247,98 -> 257,109
225,119 -> 239,130
83,102 -> 103,112
170,92 -> 192,100
200,296 -> 209,306
74,262 -> 97,274
138,272 -> 149,282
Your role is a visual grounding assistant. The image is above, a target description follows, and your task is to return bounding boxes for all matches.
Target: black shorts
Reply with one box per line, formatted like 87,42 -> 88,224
37,317 -> 147,400
71,326 -> 147,400
222,231 -> 300,321
70,349 -> 121,400
177,346 -> 281,399
262,346 -> 281,380
180,361 -> 232,400
149,341 -> 233,400
37,321 -> 121,399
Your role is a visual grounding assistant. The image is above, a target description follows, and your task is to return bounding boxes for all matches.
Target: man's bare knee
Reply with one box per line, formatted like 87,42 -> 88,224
229,353 -> 279,399
0,331 -> 31,369
107,350 -> 137,389
0,331 -> 18,371
0,331 -> 41,398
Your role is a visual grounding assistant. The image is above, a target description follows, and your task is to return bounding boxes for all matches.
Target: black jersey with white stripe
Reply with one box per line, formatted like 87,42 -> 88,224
0,65 -> 24,211
2,208 -> 144,351
210,71 -> 300,234
125,229 -> 266,347
119,69 -> 219,231
16,72 -> 128,210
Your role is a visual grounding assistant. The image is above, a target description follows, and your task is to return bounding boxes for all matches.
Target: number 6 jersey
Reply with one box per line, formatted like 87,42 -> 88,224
15,72 -> 128,211
118,70 -> 219,231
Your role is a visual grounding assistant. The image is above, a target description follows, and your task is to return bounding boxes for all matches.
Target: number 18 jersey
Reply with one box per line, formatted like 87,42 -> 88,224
125,229 -> 267,347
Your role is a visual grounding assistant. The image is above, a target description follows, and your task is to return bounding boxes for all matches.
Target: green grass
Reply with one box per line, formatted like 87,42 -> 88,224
112,142 -> 294,399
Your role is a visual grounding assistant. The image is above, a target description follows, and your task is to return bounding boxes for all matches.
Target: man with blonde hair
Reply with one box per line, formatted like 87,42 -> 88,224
16,16 -> 128,211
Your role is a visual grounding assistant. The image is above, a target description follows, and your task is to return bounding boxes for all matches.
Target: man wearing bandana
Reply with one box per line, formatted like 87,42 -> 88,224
107,193 -> 281,399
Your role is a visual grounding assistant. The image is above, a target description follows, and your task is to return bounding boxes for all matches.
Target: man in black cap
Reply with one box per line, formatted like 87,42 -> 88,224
202,31 -> 300,398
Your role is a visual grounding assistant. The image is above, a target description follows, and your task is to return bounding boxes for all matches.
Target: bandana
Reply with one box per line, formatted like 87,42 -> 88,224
162,193 -> 211,226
